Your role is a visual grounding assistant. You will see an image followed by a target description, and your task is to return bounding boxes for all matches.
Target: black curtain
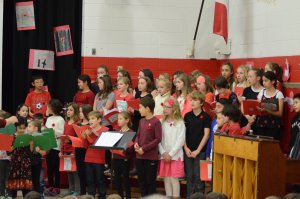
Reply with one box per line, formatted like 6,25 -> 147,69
2,0 -> 82,114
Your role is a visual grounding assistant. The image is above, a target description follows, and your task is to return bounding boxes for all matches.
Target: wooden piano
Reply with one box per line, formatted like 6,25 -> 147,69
213,134 -> 300,199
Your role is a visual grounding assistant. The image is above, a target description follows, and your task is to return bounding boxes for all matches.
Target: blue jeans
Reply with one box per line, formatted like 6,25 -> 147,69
86,163 -> 106,199
184,152 -> 205,198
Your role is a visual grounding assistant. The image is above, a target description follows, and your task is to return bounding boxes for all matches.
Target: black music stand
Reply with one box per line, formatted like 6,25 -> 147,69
91,131 -> 136,193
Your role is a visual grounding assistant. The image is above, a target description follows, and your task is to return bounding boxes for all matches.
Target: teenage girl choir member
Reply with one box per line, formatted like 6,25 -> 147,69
158,97 -> 185,199
90,65 -> 109,94
93,75 -> 115,130
242,68 -> 264,100
221,62 -> 235,91
73,74 -> 95,106
265,62 -> 284,91
255,71 -> 284,140
233,65 -> 249,97
196,75 -> 214,104
133,69 -> 156,98
173,73 -> 192,117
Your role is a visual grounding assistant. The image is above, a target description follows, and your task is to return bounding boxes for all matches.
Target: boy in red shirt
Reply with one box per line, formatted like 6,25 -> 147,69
220,105 -> 252,136
134,97 -> 162,197
82,111 -> 108,199
25,76 -> 51,117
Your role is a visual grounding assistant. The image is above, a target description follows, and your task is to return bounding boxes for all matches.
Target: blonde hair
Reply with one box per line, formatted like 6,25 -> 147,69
29,120 -> 42,133
161,97 -> 182,123
175,73 -> 192,98
235,65 -> 250,87
88,111 -> 102,120
157,79 -> 171,91
118,111 -> 132,128
158,73 -> 170,81
117,77 -> 131,92
189,90 -> 205,104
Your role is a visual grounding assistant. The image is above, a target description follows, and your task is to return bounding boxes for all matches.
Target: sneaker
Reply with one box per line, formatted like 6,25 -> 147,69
49,188 -> 60,196
61,191 -> 73,198
72,192 -> 79,196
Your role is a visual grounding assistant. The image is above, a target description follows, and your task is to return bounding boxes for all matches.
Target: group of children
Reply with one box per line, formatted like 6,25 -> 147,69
0,61 -> 299,199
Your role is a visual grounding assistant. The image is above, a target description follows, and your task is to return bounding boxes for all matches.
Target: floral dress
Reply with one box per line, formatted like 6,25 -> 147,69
6,144 -> 32,190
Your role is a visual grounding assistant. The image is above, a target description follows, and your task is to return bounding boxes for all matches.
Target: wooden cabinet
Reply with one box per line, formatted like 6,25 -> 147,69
213,134 -> 300,199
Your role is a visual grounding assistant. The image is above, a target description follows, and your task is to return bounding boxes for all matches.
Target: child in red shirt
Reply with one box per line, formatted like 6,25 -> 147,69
25,76 -> 51,117
220,105 -> 252,136
82,111 -> 108,199
73,74 -> 95,106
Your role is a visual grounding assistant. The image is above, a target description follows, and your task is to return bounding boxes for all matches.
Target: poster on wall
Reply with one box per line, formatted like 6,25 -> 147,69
28,49 -> 55,71
53,25 -> 74,56
16,1 -> 36,31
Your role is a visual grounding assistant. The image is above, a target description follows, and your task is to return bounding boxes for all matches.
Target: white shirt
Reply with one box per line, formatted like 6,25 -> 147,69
257,89 -> 284,100
158,119 -> 185,161
154,92 -> 170,116
45,115 -> 65,150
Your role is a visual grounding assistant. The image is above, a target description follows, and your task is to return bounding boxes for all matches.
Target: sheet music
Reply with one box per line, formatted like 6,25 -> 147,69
64,157 -> 72,171
94,132 -> 123,147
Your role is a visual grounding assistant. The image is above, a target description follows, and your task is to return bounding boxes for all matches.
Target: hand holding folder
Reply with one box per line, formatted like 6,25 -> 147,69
72,124 -> 90,139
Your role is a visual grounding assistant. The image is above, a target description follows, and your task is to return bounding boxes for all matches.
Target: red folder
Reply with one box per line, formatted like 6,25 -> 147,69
59,155 -> 77,172
127,99 -> 140,110
0,134 -> 14,151
242,100 -> 266,116
68,136 -> 87,148
104,109 -> 119,129
110,140 -> 134,157
200,161 -> 212,181
72,124 -> 90,139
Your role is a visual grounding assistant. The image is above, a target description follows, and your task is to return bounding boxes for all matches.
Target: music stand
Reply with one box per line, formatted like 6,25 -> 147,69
91,131 -> 136,193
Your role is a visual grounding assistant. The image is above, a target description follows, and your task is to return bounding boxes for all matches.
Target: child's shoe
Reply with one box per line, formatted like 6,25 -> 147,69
44,187 -> 53,196
49,188 -> 60,196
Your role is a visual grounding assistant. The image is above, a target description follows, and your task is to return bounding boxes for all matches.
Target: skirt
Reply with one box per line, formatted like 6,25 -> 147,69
158,159 -> 184,178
